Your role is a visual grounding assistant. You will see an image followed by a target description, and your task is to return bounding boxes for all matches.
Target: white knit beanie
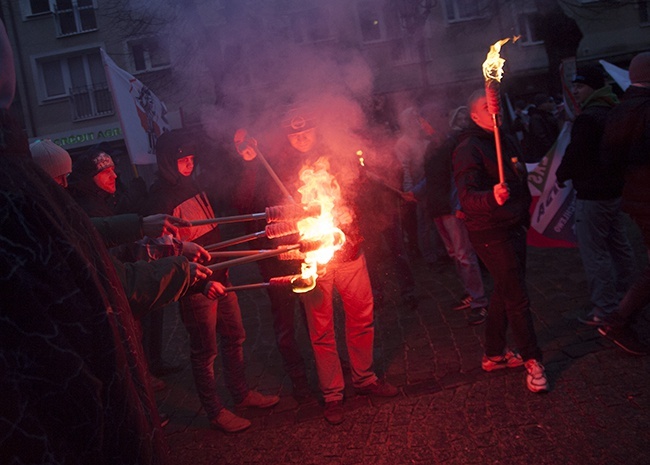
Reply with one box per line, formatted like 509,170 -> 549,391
29,139 -> 72,179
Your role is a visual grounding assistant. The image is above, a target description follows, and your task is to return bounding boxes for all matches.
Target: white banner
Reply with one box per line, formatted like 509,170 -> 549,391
528,121 -> 577,244
101,49 -> 170,165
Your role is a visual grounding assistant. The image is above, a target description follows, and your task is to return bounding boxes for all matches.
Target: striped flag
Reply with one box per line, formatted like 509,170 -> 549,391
100,48 -> 169,165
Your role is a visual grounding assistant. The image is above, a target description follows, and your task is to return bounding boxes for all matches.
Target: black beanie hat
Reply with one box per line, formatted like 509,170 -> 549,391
72,148 -> 115,178
572,66 -> 605,90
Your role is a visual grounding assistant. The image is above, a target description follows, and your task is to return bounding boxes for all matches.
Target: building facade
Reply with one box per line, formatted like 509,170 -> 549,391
2,0 -> 648,174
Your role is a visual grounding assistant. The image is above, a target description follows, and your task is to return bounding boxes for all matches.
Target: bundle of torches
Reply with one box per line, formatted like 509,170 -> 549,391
188,164 -> 346,295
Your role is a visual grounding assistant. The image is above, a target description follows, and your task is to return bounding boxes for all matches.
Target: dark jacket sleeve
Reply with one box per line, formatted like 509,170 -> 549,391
453,137 -> 500,217
453,133 -> 530,233
112,255 -> 191,320
90,213 -> 143,248
555,115 -> 594,185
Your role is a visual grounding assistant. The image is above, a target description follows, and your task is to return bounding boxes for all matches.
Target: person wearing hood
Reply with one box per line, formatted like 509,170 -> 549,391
453,89 -> 548,394
143,129 -> 280,434
556,66 -> 636,327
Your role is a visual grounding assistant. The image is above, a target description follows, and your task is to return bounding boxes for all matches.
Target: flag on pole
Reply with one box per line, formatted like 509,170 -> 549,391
100,48 -> 170,165
599,59 -> 631,91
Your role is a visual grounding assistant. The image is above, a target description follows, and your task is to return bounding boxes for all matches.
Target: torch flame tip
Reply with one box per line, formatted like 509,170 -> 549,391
482,36 -> 517,83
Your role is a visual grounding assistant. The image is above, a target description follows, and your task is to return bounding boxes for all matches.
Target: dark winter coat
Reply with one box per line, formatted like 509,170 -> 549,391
144,130 -> 226,283
0,110 -> 171,464
556,85 -> 624,200
424,129 -> 461,218
601,84 -> 650,244
68,165 -> 119,216
524,106 -> 560,163
452,123 -> 531,240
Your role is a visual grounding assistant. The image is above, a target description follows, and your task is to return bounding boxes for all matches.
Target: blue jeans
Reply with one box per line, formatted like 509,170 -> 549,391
300,254 -> 377,402
416,199 -> 445,265
469,226 -> 542,362
575,198 -> 637,314
610,249 -> 650,326
179,290 -> 249,419
434,214 -> 488,308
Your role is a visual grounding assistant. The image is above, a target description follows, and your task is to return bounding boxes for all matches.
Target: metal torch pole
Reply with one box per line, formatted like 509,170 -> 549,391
491,113 -> 505,184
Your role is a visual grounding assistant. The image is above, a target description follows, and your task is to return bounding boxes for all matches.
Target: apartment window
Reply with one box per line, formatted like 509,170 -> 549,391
356,1 -> 401,43
53,0 -> 97,37
640,1 -> 650,25
286,7 -> 331,44
27,0 -> 51,15
512,1 -> 542,45
128,37 -> 170,72
358,1 -> 382,42
444,0 -> 489,23
36,49 -> 112,120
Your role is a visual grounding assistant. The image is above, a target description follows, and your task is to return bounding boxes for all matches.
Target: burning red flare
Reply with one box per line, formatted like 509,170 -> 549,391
294,157 -> 346,291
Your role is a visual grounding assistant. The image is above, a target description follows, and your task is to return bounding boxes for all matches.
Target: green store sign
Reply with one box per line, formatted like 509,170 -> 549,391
52,127 -> 122,147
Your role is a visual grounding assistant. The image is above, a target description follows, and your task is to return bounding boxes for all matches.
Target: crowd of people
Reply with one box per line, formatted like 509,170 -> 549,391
2,14 -> 649,461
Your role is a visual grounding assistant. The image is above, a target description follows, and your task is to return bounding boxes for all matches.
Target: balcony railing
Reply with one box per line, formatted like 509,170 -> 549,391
69,83 -> 114,121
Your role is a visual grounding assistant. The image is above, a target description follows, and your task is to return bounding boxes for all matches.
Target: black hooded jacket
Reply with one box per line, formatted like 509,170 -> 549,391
556,85 -> 623,200
452,123 -> 531,240
144,130 -> 226,282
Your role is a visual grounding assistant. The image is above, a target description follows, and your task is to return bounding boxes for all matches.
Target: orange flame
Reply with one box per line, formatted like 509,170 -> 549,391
356,150 -> 365,167
294,158 -> 346,291
482,36 -> 519,82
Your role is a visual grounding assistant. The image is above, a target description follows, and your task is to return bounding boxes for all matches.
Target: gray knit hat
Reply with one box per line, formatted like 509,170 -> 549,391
29,139 -> 72,179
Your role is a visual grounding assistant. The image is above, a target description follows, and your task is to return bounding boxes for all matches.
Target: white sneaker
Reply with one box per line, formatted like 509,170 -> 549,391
524,359 -> 549,393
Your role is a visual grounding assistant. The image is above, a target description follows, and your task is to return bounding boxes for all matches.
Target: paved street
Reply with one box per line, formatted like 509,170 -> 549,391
156,224 -> 650,465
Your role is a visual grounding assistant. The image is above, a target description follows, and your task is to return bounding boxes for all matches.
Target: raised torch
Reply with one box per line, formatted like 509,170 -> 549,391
482,37 -> 516,184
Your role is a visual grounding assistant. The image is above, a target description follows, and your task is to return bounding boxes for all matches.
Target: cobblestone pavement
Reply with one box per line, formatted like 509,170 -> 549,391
156,231 -> 650,465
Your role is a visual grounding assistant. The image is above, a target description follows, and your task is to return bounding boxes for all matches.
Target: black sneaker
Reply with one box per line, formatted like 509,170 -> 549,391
598,326 -> 649,356
468,307 -> 488,325
452,295 -> 472,311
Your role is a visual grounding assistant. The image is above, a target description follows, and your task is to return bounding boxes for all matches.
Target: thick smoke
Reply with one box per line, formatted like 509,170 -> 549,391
128,0 -> 427,208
